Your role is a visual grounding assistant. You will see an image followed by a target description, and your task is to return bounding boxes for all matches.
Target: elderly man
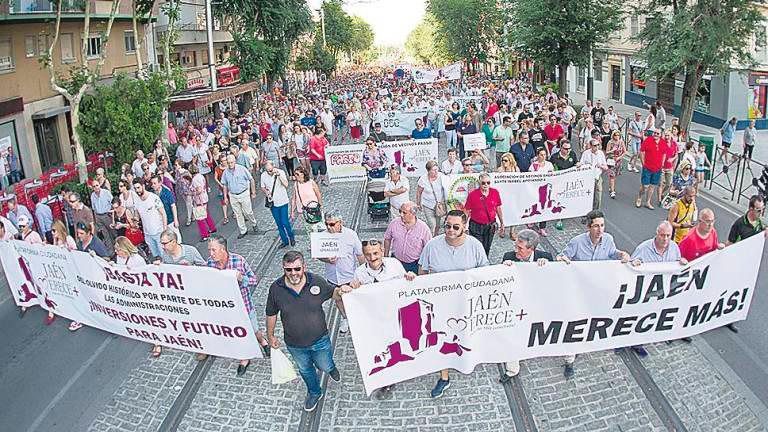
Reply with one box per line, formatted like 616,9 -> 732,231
158,228 -> 205,266
456,114 -> 477,160
6,197 -> 33,231
207,235 -> 269,375
90,178 -> 115,254
626,220 -> 689,351
501,228 -> 553,379
464,173 -> 505,255
131,150 -> 148,177
668,186 -> 697,244
267,251 -> 342,413
318,211 -> 364,334
384,165 -> 410,219
419,209 -> 489,398
175,137 -> 196,165
339,239 -> 416,398
68,192 -> 95,237
383,201 -> 432,273
557,210 -> 630,378
580,138 -> 609,212
221,154 -> 259,239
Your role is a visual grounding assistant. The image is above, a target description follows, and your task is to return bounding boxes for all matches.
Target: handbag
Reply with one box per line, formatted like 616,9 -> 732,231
193,205 -> 208,220
296,183 -> 323,224
265,173 -> 278,208
429,179 -> 447,217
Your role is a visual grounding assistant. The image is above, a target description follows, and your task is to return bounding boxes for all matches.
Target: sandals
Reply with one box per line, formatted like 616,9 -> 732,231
68,321 -> 83,332
635,197 -> 642,208
152,345 -> 162,357
222,217 -> 229,225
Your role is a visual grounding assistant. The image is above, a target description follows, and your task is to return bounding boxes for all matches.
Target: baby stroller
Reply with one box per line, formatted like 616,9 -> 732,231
366,168 -> 389,221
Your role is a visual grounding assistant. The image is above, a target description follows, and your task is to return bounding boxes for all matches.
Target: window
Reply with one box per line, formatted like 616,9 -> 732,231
756,26 -> 767,49
593,59 -> 603,82
86,34 -> 102,58
630,16 -> 639,37
25,36 -> 37,58
630,65 -> 646,94
60,33 -> 74,62
0,37 -> 14,72
695,78 -> 711,114
577,67 -> 586,92
124,30 -> 136,53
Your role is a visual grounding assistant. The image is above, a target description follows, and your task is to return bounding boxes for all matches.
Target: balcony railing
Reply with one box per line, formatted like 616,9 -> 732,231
8,0 -> 84,14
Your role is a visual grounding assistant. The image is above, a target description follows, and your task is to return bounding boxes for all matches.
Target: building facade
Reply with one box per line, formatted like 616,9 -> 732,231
0,0 -> 152,181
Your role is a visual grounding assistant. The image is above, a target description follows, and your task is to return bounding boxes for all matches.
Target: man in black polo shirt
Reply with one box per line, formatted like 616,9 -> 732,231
528,117 -> 547,155
549,139 -> 579,230
266,251 -> 342,412
724,194 -> 767,333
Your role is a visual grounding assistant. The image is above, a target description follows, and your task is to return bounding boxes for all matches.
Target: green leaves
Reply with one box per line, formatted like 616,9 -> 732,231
405,14 -> 452,65
427,0 -> 502,68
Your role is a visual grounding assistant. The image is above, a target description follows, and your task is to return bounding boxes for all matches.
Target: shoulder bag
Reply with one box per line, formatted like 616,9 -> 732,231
429,178 -> 447,217
265,173 -> 278,208
295,182 -> 323,224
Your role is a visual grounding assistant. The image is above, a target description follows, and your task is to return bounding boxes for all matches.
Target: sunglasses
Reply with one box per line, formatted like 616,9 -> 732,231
444,223 -> 462,231
325,221 -> 339,227
480,181 -> 491,185
283,266 -> 302,273
361,239 -> 380,246
69,200 -> 78,204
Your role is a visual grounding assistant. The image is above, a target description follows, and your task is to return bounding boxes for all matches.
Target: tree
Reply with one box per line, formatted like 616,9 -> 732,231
405,14 -> 451,65
295,34 -> 338,77
41,0 -> 123,182
78,73 -> 168,166
131,0 -> 155,77
322,0 -> 354,59
214,0 -> 313,87
426,0 -> 502,72
509,0 -> 624,96
348,15 -> 374,62
636,0 -> 763,132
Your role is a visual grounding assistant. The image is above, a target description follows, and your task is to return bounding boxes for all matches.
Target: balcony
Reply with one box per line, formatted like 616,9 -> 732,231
6,0 -> 83,13
155,22 -> 233,46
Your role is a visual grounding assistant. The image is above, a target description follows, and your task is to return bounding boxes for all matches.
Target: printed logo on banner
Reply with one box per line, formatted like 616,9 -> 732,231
369,299 -> 471,375
521,183 -> 565,219
445,175 -> 479,211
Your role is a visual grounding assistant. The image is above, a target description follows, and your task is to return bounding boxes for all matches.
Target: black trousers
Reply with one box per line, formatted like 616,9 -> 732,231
469,220 -> 495,256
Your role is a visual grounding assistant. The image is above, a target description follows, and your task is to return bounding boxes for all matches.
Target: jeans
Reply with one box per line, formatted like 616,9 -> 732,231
400,260 -> 419,273
446,129 -> 457,149
145,232 -> 162,258
270,204 -> 295,245
286,335 -> 336,396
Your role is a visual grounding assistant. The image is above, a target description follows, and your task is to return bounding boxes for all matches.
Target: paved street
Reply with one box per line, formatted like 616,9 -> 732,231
1,133 -> 768,432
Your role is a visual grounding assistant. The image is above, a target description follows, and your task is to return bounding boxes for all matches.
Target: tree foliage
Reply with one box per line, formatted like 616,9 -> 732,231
321,0 -> 374,60
295,31 -> 338,76
214,0 -> 313,82
426,0 -> 502,69
635,0 -> 763,131
405,14 -> 451,65
78,73 -> 168,166
509,0 -> 624,94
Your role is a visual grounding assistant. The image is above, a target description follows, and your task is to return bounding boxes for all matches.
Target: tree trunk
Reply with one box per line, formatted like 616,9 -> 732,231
679,63 -> 704,135
132,0 -> 144,78
558,64 -> 568,97
70,97 -> 88,182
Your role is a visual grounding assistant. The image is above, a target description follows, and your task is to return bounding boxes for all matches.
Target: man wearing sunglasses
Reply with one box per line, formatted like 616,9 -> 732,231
266,251 -> 342,413
464,173 -> 504,255
636,129 -> 668,210
418,209 -> 489,398
317,211 -> 364,334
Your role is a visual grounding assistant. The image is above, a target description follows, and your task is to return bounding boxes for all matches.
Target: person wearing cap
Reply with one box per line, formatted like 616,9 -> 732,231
368,122 -> 387,143
18,215 -> 43,245
6,197 -> 33,231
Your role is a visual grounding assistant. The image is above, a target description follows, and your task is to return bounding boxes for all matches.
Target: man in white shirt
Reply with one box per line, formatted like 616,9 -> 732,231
441,148 -> 461,175
131,150 -> 147,178
320,106 -> 334,139
132,179 -> 167,258
579,138 -> 609,211
260,161 -> 294,248
384,165 -> 410,219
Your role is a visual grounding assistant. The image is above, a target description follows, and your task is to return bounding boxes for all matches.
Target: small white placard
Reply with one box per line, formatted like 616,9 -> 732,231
463,133 -> 486,151
310,232 -> 341,258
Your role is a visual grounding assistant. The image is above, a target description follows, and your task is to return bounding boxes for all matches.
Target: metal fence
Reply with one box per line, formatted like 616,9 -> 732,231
693,137 -> 767,205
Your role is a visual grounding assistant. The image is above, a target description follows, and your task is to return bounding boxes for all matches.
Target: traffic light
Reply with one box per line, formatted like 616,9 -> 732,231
752,166 -> 768,200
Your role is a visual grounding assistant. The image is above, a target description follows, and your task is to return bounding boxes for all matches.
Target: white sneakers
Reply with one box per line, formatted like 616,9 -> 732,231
339,318 -> 349,334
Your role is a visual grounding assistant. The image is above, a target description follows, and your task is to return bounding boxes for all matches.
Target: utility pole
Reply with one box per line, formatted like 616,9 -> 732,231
320,8 -> 326,47
587,48 -> 594,102
205,0 -> 217,91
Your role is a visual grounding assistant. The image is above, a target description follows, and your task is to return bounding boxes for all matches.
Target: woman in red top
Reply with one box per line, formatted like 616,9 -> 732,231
309,127 -> 329,186
463,173 -> 505,255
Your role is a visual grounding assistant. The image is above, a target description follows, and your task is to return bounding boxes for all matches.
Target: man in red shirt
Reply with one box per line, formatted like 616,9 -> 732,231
543,114 -> 565,155
657,129 -> 679,205
679,208 -> 724,261
464,173 -> 505,255
635,130 -> 667,210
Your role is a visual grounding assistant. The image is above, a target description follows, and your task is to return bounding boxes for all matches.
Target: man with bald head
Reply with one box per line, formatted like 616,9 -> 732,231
383,201 -> 432,273
678,208 -> 724,262
221,154 -> 259,239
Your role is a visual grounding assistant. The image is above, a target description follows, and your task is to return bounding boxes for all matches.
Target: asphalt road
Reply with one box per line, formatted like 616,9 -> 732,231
0,187 -> 242,432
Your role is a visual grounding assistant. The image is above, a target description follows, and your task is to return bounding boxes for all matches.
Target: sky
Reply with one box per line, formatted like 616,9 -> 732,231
307,0 -> 426,47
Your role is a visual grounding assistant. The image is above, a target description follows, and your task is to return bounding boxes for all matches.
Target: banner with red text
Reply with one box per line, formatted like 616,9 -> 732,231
343,235 -> 763,395
0,241 -> 262,359
442,166 -> 597,226
326,144 -> 367,184
326,139 -> 439,183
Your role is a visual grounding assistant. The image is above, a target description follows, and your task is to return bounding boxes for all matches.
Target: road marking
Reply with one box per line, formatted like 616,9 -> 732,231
26,336 -> 113,432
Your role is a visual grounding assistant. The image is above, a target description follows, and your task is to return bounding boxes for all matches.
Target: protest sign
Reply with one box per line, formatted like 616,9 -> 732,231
343,235 -> 763,395
378,138 -> 438,177
326,144 -> 366,184
442,167 -> 596,225
0,241 -> 262,359
412,62 -> 463,84
373,111 -> 427,136
462,133 -> 486,151
310,232 -> 342,258
450,96 -> 483,110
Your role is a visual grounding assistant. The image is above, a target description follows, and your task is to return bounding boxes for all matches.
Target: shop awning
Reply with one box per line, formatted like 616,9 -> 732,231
168,81 -> 260,112
31,105 -> 70,120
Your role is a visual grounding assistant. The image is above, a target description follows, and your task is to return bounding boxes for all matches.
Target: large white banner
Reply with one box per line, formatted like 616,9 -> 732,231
0,241 -> 262,359
441,166 -> 597,226
412,62 -> 463,84
326,144 -> 367,184
344,235 -> 764,395
379,138 -> 438,178
373,111 -> 428,136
